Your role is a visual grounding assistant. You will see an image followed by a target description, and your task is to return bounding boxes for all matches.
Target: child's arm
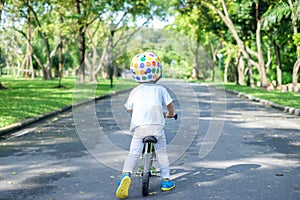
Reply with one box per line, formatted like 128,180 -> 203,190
166,102 -> 175,118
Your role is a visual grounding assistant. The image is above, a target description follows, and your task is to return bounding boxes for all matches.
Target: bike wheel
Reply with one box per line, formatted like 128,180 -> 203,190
142,152 -> 151,196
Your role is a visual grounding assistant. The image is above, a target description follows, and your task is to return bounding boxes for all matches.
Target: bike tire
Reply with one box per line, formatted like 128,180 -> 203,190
142,152 -> 151,196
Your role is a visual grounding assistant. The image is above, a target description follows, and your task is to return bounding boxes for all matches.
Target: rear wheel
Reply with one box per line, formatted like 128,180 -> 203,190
142,152 -> 151,196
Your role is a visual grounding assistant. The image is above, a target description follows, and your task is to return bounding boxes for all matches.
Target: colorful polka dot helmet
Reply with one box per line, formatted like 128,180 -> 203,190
130,52 -> 162,82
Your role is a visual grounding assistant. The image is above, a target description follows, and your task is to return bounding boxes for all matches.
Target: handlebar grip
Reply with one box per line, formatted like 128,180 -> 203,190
174,113 -> 178,120
163,113 -> 178,120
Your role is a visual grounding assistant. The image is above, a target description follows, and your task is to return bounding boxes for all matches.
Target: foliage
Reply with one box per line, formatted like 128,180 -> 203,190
0,75 -> 136,128
125,28 -> 213,79
293,33 -> 300,57
1,0 -> 299,85
262,1 -> 291,29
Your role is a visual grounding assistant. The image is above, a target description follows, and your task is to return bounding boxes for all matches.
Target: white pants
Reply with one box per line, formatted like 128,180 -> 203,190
122,125 -> 170,179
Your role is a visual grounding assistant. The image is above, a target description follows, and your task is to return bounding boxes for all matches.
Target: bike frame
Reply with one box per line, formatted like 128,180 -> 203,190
142,136 -> 157,196
140,113 -> 177,196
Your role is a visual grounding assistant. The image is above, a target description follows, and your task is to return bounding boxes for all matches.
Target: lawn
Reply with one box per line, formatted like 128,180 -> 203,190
1,77 -> 299,129
0,76 -> 137,128
218,83 -> 300,109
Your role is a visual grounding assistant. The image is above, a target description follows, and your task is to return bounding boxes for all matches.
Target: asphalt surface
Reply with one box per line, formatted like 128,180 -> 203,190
0,80 -> 299,200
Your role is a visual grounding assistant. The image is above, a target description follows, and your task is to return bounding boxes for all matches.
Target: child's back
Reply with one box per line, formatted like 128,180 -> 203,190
125,83 -> 173,132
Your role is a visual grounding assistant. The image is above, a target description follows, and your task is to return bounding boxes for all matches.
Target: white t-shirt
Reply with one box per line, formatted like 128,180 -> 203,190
124,83 -> 173,132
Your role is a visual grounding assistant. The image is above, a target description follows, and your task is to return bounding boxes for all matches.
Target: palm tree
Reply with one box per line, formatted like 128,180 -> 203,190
263,0 -> 300,92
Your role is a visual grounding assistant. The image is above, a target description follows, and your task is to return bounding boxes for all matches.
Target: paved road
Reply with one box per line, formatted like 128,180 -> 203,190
0,80 -> 299,200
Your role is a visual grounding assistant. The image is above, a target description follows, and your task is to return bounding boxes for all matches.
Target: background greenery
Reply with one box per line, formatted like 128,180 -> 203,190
0,0 -> 299,84
0,1 -> 299,128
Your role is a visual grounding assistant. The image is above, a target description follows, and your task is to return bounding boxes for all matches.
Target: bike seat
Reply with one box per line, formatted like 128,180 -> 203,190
143,136 -> 157,143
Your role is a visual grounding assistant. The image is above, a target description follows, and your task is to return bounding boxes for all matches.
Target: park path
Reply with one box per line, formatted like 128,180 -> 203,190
0,80 -> 299,200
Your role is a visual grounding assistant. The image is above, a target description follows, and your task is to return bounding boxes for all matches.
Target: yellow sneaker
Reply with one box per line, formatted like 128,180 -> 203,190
116,173 -> 131,199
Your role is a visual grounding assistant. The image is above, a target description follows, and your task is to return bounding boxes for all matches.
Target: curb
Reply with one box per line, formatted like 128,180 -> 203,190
1,86 -> 298,137
0,89 -> 131,137
225,89 -> 300,116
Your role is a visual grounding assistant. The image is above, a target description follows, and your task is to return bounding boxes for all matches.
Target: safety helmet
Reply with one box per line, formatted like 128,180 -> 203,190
130,52 -> 162,82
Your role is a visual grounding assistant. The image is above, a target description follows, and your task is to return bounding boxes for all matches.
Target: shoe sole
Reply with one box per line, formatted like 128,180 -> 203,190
161,185 -> 175,192
116,176 -> 131,199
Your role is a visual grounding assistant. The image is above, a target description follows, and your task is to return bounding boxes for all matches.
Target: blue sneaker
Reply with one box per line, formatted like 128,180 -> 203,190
161,179 -> 175,191
116,173 -> 131,199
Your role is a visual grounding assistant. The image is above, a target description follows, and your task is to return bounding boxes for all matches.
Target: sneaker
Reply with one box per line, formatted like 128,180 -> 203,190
161,179 -> 175,191
116,173 -> 131,199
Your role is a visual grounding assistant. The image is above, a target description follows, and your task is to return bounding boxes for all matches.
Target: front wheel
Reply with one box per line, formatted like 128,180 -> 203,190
142,152 -> 151,196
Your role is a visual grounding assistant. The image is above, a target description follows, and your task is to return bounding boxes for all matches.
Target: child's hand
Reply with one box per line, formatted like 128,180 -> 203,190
163,111 -> 178,119
165,113 -> 176,118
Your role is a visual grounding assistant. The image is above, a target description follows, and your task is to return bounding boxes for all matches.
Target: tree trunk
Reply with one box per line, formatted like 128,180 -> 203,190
0,1 -> 4,22
292,58 -> 300,92
237,55 -> 245,85
256,19 -> 267,87
25,1 -> 32,79
204,1 -> 265,87
90,44 -> 97,82
0,0 -> 4,78
30,3 -> 61,80
0,50 -> 1,77
44,52 -> 52,80
255,3 -> 268,87
86,28 -> 107,82
38,28 -> 52,79
76,0 -> 85,83
223,44 -> 232,83
97,45 -> 109,79
273,41 -> 282,86
210,43 -> 217,82
58,15 -> 64,87
246,64 -> 254,87
191,43 -> 200,79
224,60 -> 229,83
42,44 -> 61,80
77,28 -> 85,83
212,1 -> 249,63
58,41 -> 63,87
234,55 -> 239,85
288,0 -> 300,92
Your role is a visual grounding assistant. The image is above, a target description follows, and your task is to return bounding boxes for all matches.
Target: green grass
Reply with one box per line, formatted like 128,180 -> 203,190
1,77 -> 298,129
218,83 -> 300,109
189,80 -> 299,109
0,76 -> 137,128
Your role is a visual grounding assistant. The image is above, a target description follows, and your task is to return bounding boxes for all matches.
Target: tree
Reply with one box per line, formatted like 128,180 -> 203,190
202,0 -> 271,87
83,0 -> 169,83
7,0 -> 62,80
29,1 -> 63,80
0,0 -> 5,90
68,0 -> 168,83
174,6 -> 209,79
0,0 -> 5,79
74,0 -> 100,83
18,0 -> 34,79
263,0 -> 300,92
1,0 -> 170,83
169,0 -> 224,80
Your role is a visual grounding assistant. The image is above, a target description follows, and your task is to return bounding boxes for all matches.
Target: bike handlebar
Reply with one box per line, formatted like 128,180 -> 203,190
164,113 -> 178,120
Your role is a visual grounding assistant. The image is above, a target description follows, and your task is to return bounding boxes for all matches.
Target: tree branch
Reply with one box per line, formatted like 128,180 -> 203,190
246,46 -> 258,58
221,0 -> 229,17
13,27 -> 44,70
